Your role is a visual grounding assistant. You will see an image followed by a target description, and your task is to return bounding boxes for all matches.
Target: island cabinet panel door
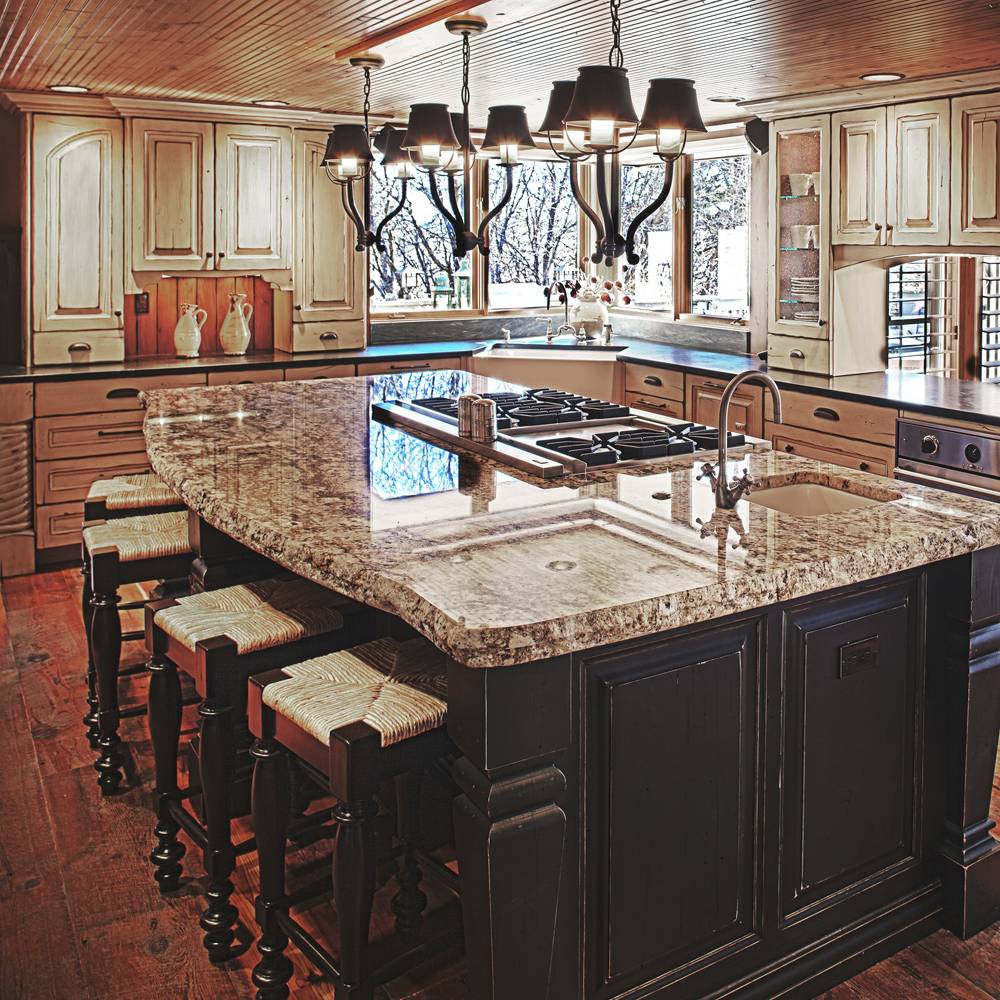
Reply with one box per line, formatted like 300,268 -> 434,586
130,118 -> 215,270
583,617 -> 766,996
214,123 -> 292,270
32,114 -> 124,333
778,577 -> 927,926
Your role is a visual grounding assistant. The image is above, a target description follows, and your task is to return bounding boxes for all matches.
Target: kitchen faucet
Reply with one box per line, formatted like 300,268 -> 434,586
700,371 -> 783,509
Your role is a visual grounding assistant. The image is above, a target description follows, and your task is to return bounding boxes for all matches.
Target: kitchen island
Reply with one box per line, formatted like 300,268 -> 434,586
142,369 -> 1000,1000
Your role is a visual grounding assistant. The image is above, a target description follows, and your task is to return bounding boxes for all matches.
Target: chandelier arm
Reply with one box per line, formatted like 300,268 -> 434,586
595,153 -> 617,261
610,151 -> 623,255
447,172 -> 464,227
569,161 -> 605,263
428,169 -> 468,256
345,179 -> 372,249
374,178 -> 408,254
476,164 -> 514,256
624,161 -> 673,265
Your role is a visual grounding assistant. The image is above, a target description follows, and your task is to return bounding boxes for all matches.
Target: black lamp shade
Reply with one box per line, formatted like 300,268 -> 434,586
481,106 -> 535,152
538,81 -> 576,134
563,65 -> 639,133
321,124 -> 374,166
449,112 -> 478,157
401,104 -> 460,151
375,125 -> 407,165
638,78 -> 707,134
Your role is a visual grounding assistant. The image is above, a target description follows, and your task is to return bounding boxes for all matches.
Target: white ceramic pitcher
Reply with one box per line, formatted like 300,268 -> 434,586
219,292 -> 254,356
173,302 -> 208,358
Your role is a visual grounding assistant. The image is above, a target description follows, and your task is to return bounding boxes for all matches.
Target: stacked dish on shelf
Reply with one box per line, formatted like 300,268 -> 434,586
790,276 -> 819,321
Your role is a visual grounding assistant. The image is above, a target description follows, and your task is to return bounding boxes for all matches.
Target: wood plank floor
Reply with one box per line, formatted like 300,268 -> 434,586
1,567 -> 998,1000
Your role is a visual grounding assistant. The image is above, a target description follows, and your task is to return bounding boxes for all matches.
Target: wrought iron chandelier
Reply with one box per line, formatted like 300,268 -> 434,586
321,54 -> 412,253
401,16 -> 535,259
539,0 -> 706,265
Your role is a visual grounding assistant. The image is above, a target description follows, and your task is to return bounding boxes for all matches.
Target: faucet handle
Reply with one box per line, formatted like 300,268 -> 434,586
733,469 -> 756,497
697,462 -> 719,491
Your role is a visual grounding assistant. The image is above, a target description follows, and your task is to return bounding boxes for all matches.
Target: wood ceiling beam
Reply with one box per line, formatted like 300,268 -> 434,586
335,0 -> 484,58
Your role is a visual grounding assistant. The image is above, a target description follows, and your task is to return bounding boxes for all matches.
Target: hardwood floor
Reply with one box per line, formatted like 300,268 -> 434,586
1,566 -> 998,1000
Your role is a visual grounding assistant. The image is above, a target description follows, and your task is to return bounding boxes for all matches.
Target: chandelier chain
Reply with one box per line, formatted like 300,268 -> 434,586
461,32 -> 471,114
608,0 -> 624,68
362,67 -> 371,133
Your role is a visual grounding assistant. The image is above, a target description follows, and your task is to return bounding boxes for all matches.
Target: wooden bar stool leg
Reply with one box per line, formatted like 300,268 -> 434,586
199,700 -> 239,964
332,796 -> 378,1000
80,561 -> 100,749
392,771 -> 428,943
251,739 -> 294,1000
148,654 -> 186,892
91,590 -> 124,794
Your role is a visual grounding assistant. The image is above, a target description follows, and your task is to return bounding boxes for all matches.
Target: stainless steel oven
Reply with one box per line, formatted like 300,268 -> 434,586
896,418 -> 1000,502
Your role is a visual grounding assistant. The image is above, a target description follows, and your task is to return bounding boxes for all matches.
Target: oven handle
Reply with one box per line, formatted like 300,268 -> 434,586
894,465 -> 1000,502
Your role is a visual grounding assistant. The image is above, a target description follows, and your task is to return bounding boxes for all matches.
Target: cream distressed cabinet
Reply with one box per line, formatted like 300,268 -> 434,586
31,114 -> 125,365
129,120 -> 292,276
277,129 -> 365,353
887,99 -> 950,245
831,107 -> 886,244
951,92 -> 1000,245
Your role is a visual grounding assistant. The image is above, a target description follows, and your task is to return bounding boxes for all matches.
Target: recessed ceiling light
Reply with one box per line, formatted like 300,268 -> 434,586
708,95 -> 745,104
48,84 -> 90,93
252,99 -> 289,107
859,72 -> 905,82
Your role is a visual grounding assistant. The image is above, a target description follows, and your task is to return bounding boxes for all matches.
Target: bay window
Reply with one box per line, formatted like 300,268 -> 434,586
621,163 -> 673,311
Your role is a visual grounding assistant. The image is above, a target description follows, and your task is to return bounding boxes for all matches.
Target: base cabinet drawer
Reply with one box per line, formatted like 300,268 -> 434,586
284,364 -> 355,380
686,375 -> 763,437
35,453 -> 151,506
33,331 -> 124,367
206,368 -> 284,386
624,392 -> 684,419
35,410 -> 147,461
357,358 -> 461,376
767,334 -> 831,375
623,364 -> 685,401
35,373 -> 206,416
36,500 -> 86,550
766,422 -> 894,476
766,390 -> 897,447
281,320 -> 365,354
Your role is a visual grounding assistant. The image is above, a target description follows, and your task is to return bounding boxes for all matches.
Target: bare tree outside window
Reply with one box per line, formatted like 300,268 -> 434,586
486,161 -> 578,309
621,164 -> 673,311
369,171 -> 473,312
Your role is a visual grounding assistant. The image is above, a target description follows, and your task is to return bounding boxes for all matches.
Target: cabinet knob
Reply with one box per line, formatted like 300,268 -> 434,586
218,252 -> 226,259
206,252 -> 213,258
113,310 -> 122,318
784,443 -> 795,453
859,461 -> 870,472
874,223 -> 882,231
294,304 -> 302,311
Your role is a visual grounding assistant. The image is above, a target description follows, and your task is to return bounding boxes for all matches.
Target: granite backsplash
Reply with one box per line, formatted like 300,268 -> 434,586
370,310 -> 750,355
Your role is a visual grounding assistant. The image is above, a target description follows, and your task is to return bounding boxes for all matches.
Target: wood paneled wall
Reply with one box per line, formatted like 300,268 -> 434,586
123,276 -> 274,359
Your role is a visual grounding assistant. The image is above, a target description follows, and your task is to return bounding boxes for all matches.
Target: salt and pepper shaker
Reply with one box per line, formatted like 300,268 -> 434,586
471,397 -> 498,443
457,393 -> 480,437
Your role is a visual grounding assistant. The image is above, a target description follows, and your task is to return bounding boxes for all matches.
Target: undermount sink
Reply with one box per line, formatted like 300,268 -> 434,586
748,482 -> 886,516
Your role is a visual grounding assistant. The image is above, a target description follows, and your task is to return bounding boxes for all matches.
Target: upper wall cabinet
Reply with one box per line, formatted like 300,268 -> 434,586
292,130 -> 363,324
831,107 -> 886,245
214,123 -> 292,271
32,115 -> 124,334
951,93 -> 1000,245
130,119 -> 214,270
887,99 -> 950,245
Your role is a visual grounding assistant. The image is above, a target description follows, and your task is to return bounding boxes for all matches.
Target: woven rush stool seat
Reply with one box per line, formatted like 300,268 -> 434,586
247,637 -> 459,1000
145,576 -> 376,965
84,472 -> 184,521
82,509 -> 195,795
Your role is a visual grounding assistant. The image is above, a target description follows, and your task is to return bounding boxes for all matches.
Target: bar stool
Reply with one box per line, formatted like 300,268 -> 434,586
83,510 -> 194,794
80,472 -> 186,750
145,577 -> 376,964
248,636 -> 458,1000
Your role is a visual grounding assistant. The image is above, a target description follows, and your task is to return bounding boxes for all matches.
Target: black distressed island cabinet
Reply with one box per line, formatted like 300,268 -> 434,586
447,549 -> 1000,1000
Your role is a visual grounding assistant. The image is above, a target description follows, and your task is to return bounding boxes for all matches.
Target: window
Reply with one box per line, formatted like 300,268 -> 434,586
486,161 -> 578,309
621,163 -> 673,311
982,256 -> 1000,381
369,170 -> 473,313
887,257 -> 956,376
691,155 -> 750,319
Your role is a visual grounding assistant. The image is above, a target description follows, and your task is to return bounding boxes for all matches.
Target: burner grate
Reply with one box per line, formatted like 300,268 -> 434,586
684,427 -> 746,450
576,399 -> 631,419
537,437 -> 619,466
530,388 -> 587,407
506,401 -> 582,425
479,392 -> 524,410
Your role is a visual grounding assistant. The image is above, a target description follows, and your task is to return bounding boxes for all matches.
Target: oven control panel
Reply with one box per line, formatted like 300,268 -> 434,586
897,419 -> 1000,479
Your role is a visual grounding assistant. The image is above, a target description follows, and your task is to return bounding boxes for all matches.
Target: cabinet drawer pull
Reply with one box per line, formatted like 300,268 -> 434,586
635,397 -> 667,410
859,461 -> 870,472
68,342 -> 92,352
813,406 -> 840,422
783,443 -> 795,453
98,428 -> 142,437
642,375 -> 663,386
390,362 -> 430,370
789,350 -> 805,359
106,387 -> 140,399
319,331 -> 339,342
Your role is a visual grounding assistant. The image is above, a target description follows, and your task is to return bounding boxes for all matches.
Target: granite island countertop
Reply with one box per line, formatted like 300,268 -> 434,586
142,369 -> 1000,668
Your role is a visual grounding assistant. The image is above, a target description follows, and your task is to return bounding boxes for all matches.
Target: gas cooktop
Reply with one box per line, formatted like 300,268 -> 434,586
373,387 -> 749,478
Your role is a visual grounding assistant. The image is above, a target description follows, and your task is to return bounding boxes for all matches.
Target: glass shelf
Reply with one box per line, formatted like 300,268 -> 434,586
779,298 -> 820,305
779,194 -> 819,201
779,246 -> 819,253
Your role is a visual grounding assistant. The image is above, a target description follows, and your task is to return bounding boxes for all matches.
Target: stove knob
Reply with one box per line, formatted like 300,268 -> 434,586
965,443 -> 982,464
921,434 -> 940,456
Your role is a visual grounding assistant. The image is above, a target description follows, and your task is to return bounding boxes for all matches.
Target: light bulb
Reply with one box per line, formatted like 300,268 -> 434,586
656,127 -> 685,157
588,119 -> 616,149
337,156 -> 359,178
498,143 -> 520,166
420,143 -> 442,167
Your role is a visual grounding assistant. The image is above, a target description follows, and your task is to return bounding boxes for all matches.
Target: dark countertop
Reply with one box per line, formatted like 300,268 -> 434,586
0,340 -> 488,384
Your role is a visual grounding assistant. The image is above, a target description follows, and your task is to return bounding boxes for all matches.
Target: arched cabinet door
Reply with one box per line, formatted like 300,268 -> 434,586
32,115 -> 124,332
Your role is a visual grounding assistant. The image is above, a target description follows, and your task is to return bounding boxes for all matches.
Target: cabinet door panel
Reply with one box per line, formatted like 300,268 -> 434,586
214,124 -> 291,270
952,93 -> 1000,244
131,119 -> 214,270
686,375 -> 763,437
888,100 -> 950,245
832,108 -> 886,245
294,130 -> 363,323
32,115 -> 124,332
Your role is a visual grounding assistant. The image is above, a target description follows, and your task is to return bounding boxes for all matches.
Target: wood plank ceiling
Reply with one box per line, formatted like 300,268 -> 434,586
1,0 -> 999,125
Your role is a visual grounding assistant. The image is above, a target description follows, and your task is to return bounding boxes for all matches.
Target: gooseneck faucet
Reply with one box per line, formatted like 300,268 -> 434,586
700,371 -> 783,509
